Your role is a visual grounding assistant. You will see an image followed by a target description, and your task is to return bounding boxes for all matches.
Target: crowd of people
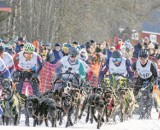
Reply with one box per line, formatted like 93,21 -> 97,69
0,36 -> 159,96
0,35 -> 159,125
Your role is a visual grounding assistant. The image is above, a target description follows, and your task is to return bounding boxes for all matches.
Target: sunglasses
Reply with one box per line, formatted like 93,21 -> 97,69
25,52 -> 33,55
139,57 -> 148,60
70,55 -> 76,58
81,51 -> 86,54
112,58 -> 122,62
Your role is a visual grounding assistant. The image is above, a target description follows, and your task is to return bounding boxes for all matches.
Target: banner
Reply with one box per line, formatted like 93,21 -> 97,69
39,62 -> 56,93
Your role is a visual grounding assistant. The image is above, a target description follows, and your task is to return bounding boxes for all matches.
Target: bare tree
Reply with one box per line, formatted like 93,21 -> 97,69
2,0 -> 160,43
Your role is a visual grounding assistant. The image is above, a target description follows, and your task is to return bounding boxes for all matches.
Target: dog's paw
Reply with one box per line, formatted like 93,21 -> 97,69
66,121 -> 70,127
90,118 -> 93,124
86,117 -> 89,123
70,121 -> 73,126
59,121 -> 62,126
74,120 -> 77,124
78,115 -> 82,119
25,121 -> 29,126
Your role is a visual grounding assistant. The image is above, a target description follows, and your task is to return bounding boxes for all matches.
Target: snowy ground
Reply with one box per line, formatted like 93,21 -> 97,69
0,109 -> 160,130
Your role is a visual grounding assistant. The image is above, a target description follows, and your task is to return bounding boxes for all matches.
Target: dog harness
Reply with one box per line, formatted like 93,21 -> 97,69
2,94 -> 19,117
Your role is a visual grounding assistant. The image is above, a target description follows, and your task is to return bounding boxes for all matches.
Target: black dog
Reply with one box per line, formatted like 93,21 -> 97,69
138,88 -> 153,119
25,95 -> 39,126
1,79 -> 20,125
79,93 -> 105,129
38,97 -> 58,127
60,92 -> 74,127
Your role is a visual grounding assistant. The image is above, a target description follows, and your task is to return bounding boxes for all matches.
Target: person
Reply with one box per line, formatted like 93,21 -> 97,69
87,47 -> 103,88
115,39 -> 123,50
132,49 -> 158,94
79,48 -> 90,73
142,37 -> 152,51
0,59 -> 10,82
106,46 -> 115,60
90,40 -> 97,51
54,47 -> 86,88
99,50 -> 134,86
15,37 -> 24,53
72,41 -> 81,51
39,42 -> 49,60
132,49 -> 158,118
32,40 -> 39,53
0,63 -> 10,117
13,42 -> 43,96
120,45 -> 128,58
133,38 -> 145,58
0,46 -> 14,75
46,42 -> 63,64
62,43 -> 71,56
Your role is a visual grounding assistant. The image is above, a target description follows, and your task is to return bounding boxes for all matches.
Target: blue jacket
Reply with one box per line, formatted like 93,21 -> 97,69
46,49 -> 63,64
107,50 -> 112,59
15,44 -> 23,53
133,43 -> 142,58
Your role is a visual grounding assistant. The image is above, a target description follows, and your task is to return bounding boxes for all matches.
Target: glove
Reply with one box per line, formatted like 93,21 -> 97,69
74,73 -> 80,79
151,77 -> 158,85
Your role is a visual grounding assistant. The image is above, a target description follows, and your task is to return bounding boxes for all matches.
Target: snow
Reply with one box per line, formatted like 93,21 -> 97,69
0,109 -> 160,130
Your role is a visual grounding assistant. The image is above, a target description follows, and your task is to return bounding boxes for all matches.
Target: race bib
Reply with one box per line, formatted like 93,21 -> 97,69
138,70 -> 152,79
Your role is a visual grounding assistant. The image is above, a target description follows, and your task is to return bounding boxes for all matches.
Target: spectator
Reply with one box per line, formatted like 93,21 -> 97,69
32,40 -> 39,53
90,40 -> 97,51
15,37 -> 24,53
107,46 -> 115,59
46,42 -> 63,64
115,39 -> 123,50
62,43 -> 71,56
133,41 -> 143,58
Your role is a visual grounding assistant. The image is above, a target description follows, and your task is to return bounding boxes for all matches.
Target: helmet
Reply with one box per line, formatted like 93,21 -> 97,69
111,50 -> 122,58
69,47 -> 79,57
138,49 -> 149,58
24,43 -> 35,53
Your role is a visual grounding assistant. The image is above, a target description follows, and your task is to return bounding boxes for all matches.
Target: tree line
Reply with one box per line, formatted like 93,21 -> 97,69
1,0 -> 160,43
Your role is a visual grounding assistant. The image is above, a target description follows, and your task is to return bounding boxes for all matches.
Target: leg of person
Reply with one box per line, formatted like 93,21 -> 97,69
30,79 -> 40,96
16,78 -> 23,94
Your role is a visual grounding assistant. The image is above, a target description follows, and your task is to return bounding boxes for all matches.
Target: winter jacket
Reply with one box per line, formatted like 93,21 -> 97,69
133,43 -> 142,58
46,49 -> 63,64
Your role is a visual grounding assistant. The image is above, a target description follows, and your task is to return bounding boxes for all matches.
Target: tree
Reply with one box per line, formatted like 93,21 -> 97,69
2,0 -> 160,43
